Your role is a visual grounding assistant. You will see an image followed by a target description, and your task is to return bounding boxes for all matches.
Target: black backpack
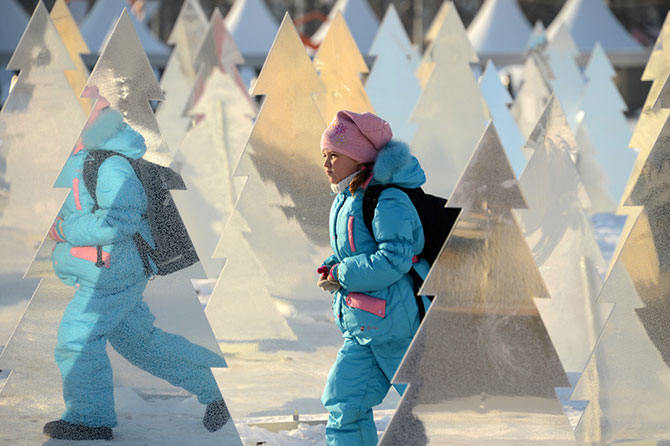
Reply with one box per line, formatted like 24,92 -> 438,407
362,185 -> 460,320
83,150 -> 199,277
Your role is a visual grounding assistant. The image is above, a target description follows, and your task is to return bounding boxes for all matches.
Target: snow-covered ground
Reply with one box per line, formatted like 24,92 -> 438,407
0,207 -> 626,445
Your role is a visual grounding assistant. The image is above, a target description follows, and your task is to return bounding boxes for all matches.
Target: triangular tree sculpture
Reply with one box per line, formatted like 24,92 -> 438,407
0,1 -> 86,348
415,1 -> 478,89
515,95 -> 611,380
571,259 -> 670,444
410,3 -> 490,197
310,0 -> 380,56
155,0 -> 208,153
510,27 -> 553,143
79,9 -> 170,165
615,82 -> 670,370
479,60 -> 526,176
313,11 -> 374,124
573,121 -> 616,215
170,9 -> 255,279
365,4 -> 421,143
50,0 -> 93,114
381,122 -> 576,445
205,202 -> 297,355
73,12 -> 229,408
609,12 -> 670,273
0,3 -> 87,443
423,0 -> 450,48
510,50 -> 553,141
577,42 -> 636,212
204,15 -> 336,418
1,10 -> 242,445
241,13 -> 330,250
543,24 -> 584,132
206,13 -> 329,300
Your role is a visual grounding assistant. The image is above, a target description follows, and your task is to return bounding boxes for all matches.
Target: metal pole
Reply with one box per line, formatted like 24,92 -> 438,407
413,0 -> 424,50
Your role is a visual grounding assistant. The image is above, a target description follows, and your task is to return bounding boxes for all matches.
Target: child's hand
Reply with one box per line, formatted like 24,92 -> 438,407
317,277 -> 341,293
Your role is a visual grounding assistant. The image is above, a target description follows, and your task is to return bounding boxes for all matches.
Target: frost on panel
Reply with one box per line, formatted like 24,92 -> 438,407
382,124 -> 576,445
81,9 -> 169,165
571,260 -> 670,445
619,102 -> 670,369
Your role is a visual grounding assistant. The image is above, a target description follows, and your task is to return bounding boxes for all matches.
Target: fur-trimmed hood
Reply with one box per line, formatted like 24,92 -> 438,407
371,140 -> 425,189
81,107 -> 146,160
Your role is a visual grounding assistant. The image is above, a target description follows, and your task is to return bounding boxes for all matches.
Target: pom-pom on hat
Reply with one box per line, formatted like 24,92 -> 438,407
320,110 -> 393,163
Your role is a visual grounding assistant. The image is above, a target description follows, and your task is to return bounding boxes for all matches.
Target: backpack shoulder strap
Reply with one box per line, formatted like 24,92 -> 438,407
362,184 -> 395,239
362,184 -> 429,320
82,150 -> 139,270
83,150 -> 134,211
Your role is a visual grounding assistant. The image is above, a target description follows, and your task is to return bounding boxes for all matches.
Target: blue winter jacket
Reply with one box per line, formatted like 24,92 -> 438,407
323,140 -> 430,345
52,108 -> 154,291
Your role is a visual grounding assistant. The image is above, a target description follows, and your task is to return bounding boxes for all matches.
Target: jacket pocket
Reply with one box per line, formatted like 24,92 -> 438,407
342,292 -> 393,342
70,246 -> 111,268
346,292 -> 386,318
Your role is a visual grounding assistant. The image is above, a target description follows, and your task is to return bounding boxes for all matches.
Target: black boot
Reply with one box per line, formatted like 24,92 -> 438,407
43,420 -> 113,441
203,399 -> 231,432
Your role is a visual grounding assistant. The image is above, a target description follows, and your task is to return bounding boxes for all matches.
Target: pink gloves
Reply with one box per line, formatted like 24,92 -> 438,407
317,264 -> 340,293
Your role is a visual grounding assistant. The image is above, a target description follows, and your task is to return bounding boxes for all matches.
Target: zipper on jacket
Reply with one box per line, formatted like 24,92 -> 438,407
332,194 -> 347,258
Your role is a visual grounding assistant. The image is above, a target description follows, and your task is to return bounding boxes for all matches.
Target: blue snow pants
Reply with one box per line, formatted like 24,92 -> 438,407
54,279 -> 226,427
322,336 -> 412,446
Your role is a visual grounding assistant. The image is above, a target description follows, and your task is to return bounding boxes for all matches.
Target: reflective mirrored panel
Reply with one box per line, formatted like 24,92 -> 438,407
571,259 -> 670,444
313,11 -> 374,124
82,9 -> 169,165
381,124 -> 576,445
516,95 -> 610,376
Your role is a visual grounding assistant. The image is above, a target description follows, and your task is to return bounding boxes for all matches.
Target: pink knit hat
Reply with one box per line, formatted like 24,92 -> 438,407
320,111 -> 393,163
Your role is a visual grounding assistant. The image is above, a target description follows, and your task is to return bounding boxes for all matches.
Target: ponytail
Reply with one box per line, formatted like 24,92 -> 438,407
349,163 -> 374,195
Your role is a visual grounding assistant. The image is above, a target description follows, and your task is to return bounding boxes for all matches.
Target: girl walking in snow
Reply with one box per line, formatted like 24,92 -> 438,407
45,101 -> 229,441
318,111 -> 429,445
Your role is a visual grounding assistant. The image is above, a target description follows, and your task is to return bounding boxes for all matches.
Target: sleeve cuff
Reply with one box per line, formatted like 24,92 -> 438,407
328,263 -> 340,281
49,218 -> 66,242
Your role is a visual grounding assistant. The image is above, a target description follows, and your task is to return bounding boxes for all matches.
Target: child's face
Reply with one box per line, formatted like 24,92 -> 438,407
323,150 -> 361,184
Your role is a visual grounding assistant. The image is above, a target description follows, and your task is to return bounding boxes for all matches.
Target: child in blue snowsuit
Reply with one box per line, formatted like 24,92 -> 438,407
319,111 -> 430,446
45,106 -> 229,441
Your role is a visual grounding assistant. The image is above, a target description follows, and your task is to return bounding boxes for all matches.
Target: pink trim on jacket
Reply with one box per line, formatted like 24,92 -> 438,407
73,140 -> 84,154
346,293 -> 386,318
348,216 -> 356,252
70,246 -> 110,268
72,178 -> 82,211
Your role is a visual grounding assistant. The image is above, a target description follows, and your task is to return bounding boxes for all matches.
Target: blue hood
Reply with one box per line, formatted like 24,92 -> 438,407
81,108 -> 146,160
371,140 -> 425,189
